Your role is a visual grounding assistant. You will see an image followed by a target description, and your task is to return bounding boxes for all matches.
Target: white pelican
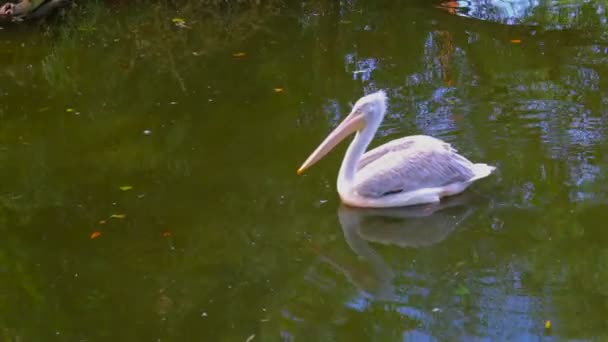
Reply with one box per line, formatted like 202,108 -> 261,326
297,90 -> 495,208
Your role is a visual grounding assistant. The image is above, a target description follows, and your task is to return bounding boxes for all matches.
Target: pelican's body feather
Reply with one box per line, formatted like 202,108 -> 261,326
344,135 -> 495,207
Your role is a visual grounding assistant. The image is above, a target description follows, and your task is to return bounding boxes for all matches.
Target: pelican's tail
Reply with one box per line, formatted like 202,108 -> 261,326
470,163 -> 496,181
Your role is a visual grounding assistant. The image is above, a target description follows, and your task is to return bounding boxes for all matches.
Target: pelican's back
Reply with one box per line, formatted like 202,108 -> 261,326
353,135 -> 487,199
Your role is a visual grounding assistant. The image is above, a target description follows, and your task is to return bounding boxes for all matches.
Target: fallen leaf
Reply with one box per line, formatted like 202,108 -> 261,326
245,334 -> 255,342
171,17 -> 189,28
90,231 -> 101,239
66,108 -> 75,113
99,220 -> 107,225
274,88 -> 284,93
232,52 -> 247,57
510,39 -> 522,44
451,114 -> 464,121
38,107 -> 50,112
119,185 -> 133,191
110,214 -> 127,219
162,231 -> 172,237
545,320 -> 552,329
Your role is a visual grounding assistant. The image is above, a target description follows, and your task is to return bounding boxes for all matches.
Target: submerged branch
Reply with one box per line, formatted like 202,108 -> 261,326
0,0 -> 70,22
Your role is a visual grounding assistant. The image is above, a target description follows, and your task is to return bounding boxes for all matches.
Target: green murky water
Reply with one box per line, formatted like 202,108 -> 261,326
2,1 -> 608,340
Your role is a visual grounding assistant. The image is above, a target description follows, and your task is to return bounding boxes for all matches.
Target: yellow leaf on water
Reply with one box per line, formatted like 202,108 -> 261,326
110,214 -> 126,219
172,18 -> 185,24
232,52 -> 247,57
119,185 -> 133,191
544,320 -> 552,329
274,88 -> 284,93
90,231 -> 101,239
66,108 -> 74,113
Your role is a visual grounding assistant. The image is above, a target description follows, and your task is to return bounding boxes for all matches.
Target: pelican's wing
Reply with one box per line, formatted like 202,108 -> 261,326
357,136 -> 420,171
353,136 -> 476,198
358,135 -> 458,171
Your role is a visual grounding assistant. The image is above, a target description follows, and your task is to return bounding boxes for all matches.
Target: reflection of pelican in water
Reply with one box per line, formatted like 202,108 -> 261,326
297,91 -> 495,208
318,194 -> 479,300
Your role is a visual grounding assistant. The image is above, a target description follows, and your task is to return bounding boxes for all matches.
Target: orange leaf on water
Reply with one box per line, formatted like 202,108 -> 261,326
162,231 -> 172,237
90,231 -> 101,239
510,39 -> 522,44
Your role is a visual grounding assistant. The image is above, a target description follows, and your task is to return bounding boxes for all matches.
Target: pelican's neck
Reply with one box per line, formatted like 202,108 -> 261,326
337,125 -> 377,195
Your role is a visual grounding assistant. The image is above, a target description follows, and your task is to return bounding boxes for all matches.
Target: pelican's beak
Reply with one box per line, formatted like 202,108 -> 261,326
297,112 -> 366,175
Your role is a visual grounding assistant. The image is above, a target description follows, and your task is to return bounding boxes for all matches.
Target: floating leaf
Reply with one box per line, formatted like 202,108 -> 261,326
90,231 -> 101,239
110,214 -> 127,219
232,52 -> 247,57
454,285 -> 470,296
66,108 -> 74,113
162,231 -> 172,237
119,185 -> 133,191
274,88 -> 284,93
510,39 -> 522,44
245,334 -> 255,342
544,320 -> 552,329
451,114 -> 464,122
99,220 -> 107,225
77,25 -> 97,32
171,17 -> 189,28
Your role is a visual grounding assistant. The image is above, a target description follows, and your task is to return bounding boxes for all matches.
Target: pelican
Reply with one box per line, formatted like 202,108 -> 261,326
297,90 -> 495,208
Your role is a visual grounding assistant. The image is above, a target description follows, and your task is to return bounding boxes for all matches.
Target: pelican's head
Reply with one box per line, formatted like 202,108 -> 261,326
297,90 -> 388,175
350,90 -> 388,128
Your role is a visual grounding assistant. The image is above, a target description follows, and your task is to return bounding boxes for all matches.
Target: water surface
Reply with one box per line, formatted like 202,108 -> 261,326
1,1 -> 608,340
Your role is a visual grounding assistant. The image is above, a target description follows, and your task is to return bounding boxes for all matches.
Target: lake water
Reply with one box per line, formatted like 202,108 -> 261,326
1,1 -> 608,340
